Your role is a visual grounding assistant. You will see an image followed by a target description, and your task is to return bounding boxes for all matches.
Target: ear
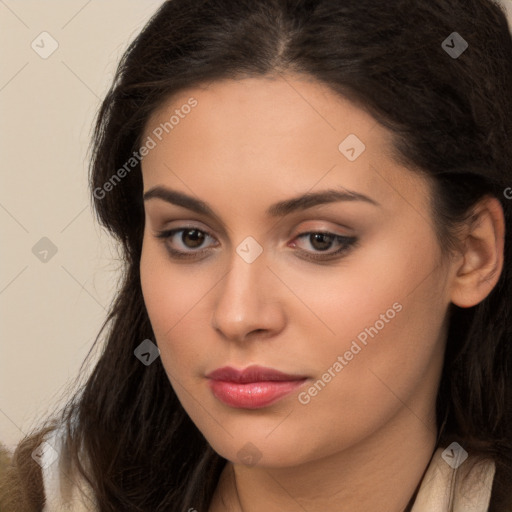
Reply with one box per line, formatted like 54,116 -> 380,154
450,196 -> 505,308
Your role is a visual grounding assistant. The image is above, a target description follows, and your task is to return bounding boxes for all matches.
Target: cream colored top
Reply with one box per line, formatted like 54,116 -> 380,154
41,425 -> 496,511
40,425 -> 95,511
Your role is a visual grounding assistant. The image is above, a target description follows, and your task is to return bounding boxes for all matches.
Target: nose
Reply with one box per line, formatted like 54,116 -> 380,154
211,247 -> 286,343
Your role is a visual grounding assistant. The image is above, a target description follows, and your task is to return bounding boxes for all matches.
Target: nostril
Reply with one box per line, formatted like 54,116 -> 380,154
247,328 -> 267,338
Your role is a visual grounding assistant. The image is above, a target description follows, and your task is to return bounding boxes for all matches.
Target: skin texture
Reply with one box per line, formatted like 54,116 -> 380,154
139,74 -> 504,512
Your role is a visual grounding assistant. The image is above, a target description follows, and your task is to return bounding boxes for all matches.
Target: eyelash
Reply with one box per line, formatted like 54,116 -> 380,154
154,227 -> 358,263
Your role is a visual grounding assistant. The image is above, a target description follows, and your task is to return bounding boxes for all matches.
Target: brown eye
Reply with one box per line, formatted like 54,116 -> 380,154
309,233 -> 336,251
291,231 -> 358,262
181,229 -> 206,249
155,227 -> 218,259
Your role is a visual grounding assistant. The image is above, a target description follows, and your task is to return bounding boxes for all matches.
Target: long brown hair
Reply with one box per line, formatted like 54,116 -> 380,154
2,1 -> 512,510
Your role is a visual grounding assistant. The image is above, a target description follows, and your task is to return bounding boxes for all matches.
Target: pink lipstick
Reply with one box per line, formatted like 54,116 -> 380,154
206,365 -> 308,409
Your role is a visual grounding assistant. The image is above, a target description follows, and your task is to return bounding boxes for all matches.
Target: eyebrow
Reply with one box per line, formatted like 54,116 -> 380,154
143,186 -> 380,218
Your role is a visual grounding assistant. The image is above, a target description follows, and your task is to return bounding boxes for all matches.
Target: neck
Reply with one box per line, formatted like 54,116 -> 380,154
209,406 -> 437,512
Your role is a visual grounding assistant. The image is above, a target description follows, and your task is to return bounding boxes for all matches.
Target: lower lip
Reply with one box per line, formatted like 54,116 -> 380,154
208,379 -> 307,409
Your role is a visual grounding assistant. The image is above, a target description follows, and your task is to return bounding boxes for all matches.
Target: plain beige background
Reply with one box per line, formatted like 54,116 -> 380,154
1,0 -> 512,452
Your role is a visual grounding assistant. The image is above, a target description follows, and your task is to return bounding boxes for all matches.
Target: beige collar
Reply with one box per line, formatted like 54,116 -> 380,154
411,447 -> 495,512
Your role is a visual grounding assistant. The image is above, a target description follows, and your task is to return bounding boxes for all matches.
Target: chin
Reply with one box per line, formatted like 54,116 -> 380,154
202,427 -> 318,469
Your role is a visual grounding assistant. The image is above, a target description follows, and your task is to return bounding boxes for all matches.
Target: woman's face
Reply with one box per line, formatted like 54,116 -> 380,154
139,74 -> 453,467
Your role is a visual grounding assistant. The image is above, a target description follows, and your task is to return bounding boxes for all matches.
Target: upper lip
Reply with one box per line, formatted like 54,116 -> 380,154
206,365 -> 307,383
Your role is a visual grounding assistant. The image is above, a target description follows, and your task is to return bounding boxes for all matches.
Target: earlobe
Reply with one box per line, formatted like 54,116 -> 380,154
450,196 -> 505,309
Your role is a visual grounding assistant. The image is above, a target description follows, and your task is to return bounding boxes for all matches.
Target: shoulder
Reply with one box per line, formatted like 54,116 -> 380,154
0,428 -> 48,512
0,421 -> 97,512
39,422 -> 96,511
411,445 -> 496,512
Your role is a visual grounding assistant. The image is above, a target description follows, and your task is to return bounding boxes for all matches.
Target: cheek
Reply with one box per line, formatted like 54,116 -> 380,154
275,225 -> 444,358
139,238 -> 216,378
291,237 -> 447,444
295,295 -> 446,455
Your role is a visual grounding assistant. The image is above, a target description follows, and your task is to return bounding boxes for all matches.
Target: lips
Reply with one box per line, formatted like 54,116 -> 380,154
206,365 -> 308,409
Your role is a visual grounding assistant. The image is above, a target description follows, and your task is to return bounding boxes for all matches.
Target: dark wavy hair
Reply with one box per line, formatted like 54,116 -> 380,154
1,0 -> 512,510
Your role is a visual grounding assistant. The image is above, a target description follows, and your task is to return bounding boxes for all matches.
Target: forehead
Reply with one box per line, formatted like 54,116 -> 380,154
140,74 -> 429,215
